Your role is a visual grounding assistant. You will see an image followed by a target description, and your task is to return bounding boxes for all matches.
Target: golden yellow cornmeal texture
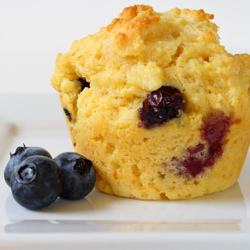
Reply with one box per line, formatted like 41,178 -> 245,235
51,5 -> 250,200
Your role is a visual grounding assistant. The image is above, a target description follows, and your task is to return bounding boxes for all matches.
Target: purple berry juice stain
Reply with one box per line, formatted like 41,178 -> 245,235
173,111 -> 230,177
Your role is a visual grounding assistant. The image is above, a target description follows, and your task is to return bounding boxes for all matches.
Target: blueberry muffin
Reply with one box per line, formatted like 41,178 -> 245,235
51,5 -> 250,200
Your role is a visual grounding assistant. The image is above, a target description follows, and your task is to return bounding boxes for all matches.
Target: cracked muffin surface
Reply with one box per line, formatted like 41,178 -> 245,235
51,5 -> 250,200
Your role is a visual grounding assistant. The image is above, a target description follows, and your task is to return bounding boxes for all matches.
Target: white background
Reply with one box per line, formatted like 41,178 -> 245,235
1,0 -> 250,94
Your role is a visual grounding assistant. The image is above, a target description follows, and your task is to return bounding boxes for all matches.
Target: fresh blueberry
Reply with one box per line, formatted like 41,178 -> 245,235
10,155 -> 62,210
54,152 -> 95,200
4,144 -> 52,187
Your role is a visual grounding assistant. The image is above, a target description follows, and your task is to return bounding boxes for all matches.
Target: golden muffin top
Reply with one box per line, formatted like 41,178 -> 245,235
51,5 -> 250,121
